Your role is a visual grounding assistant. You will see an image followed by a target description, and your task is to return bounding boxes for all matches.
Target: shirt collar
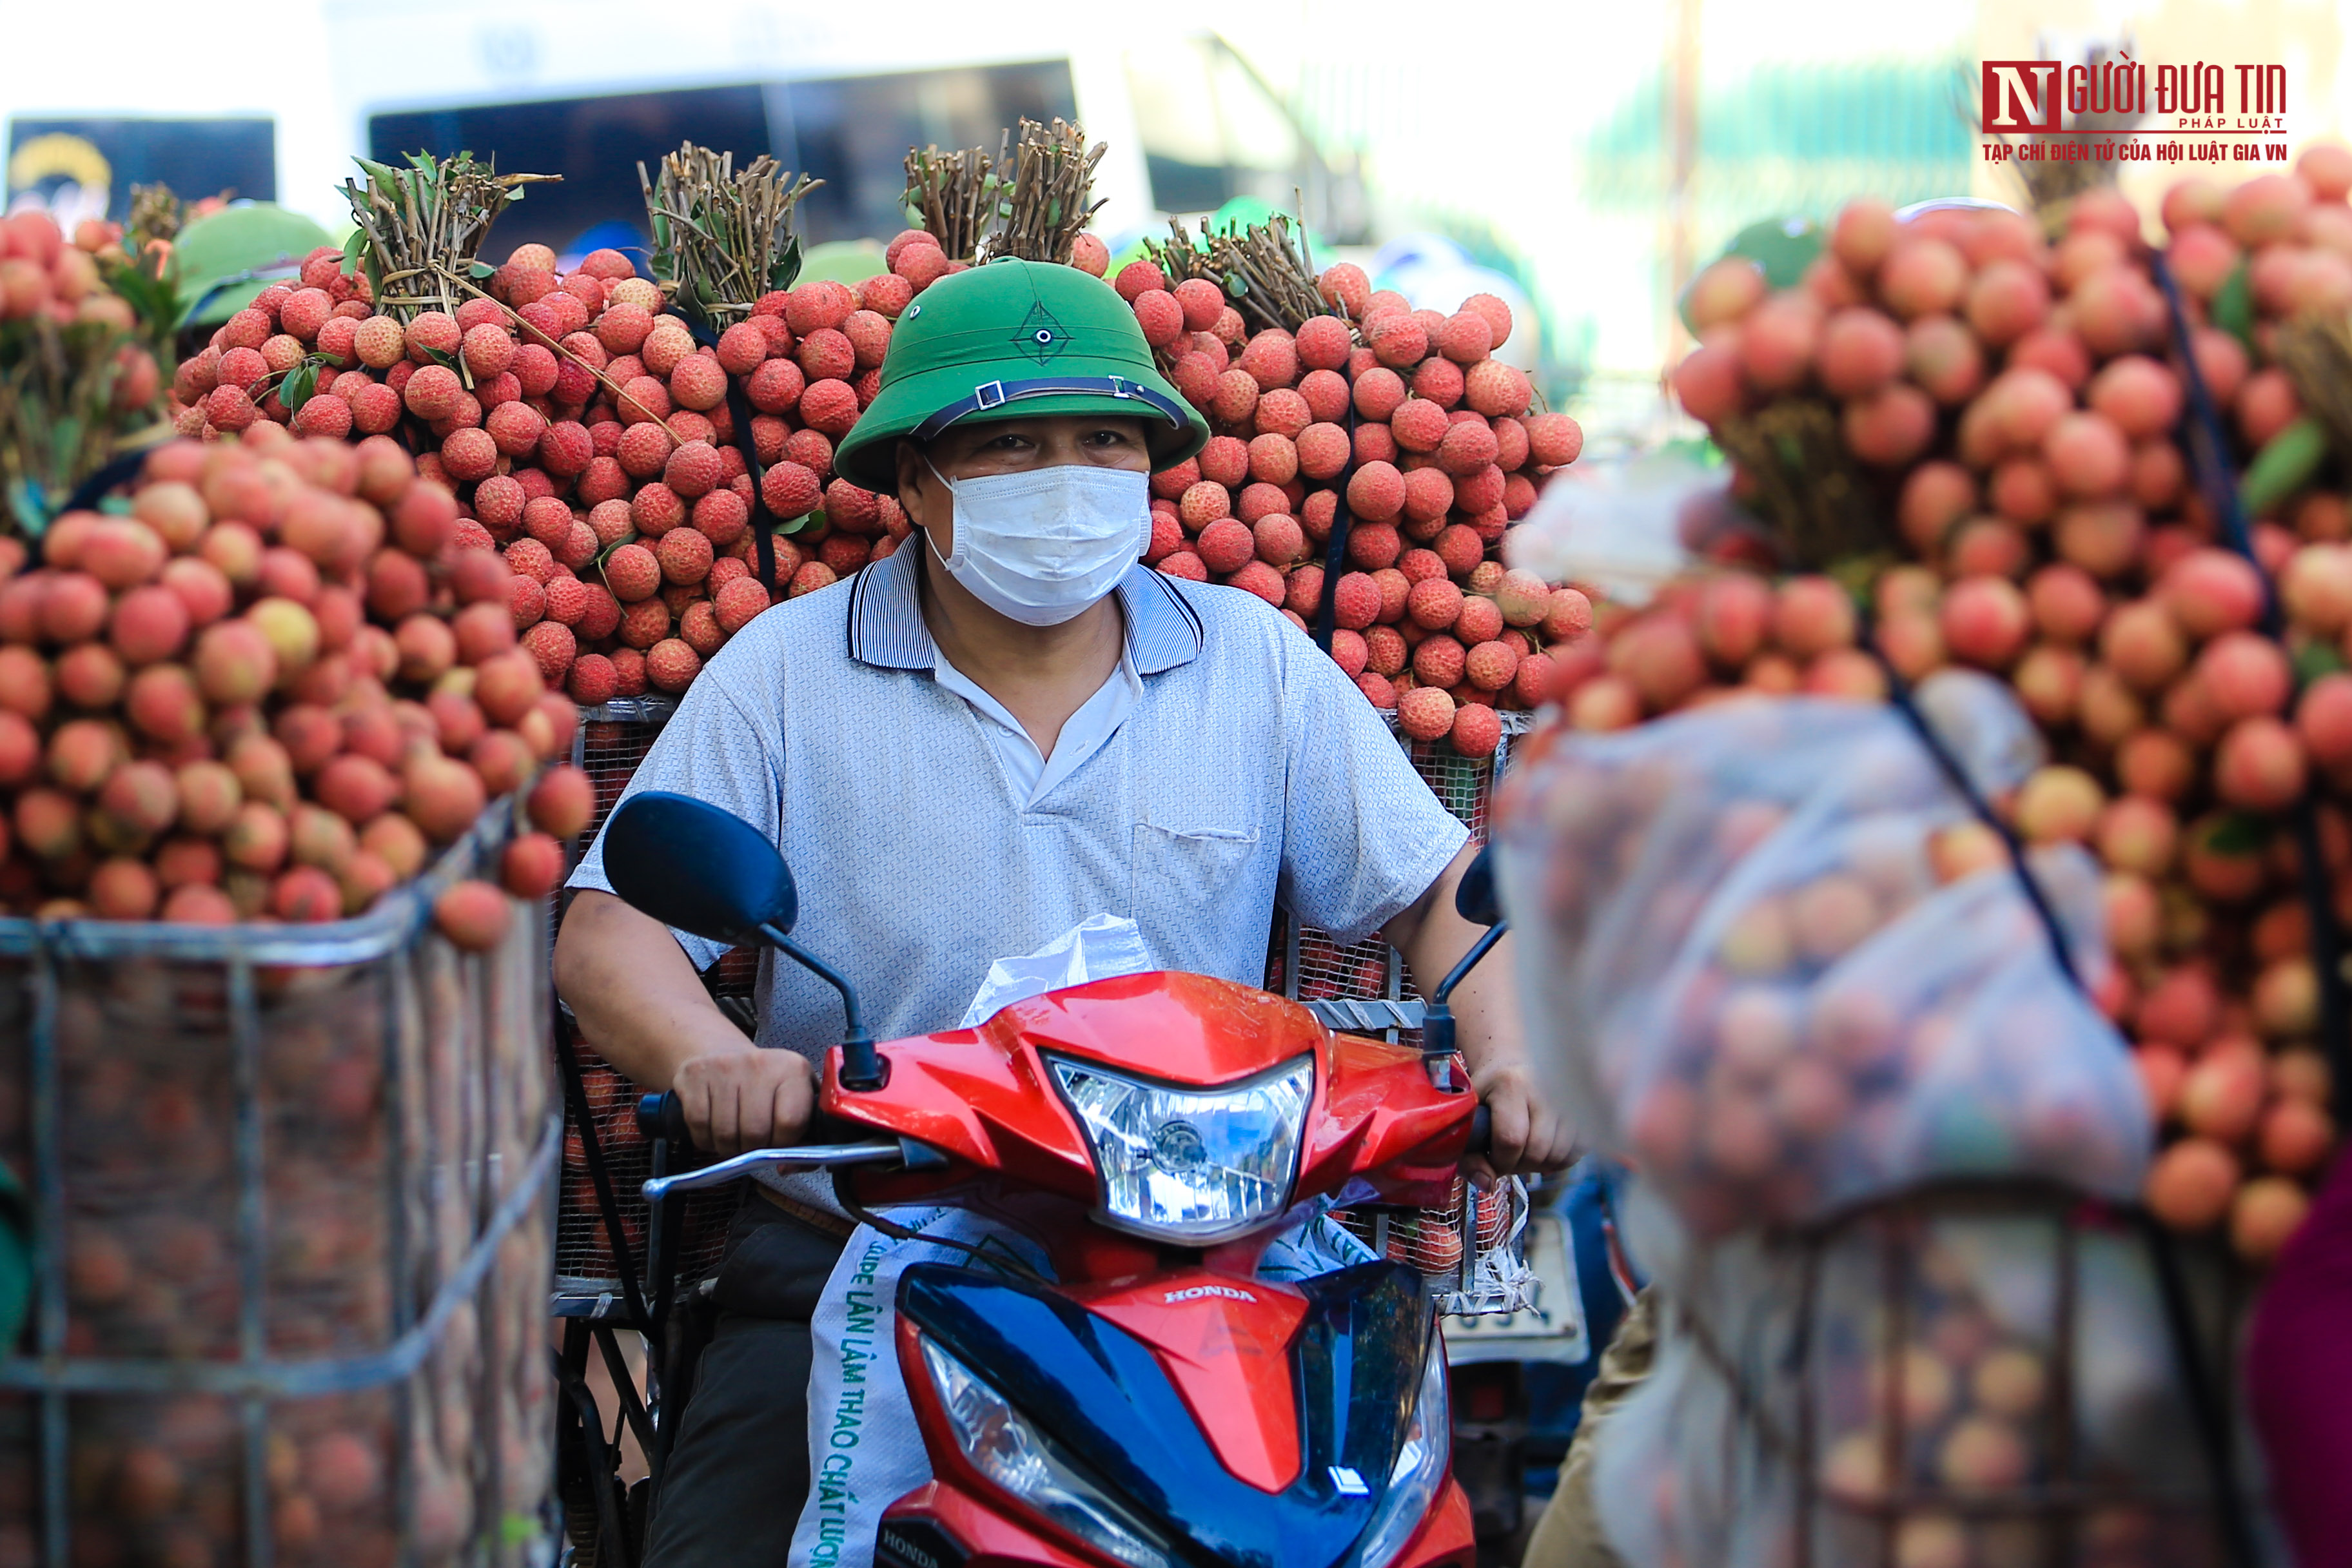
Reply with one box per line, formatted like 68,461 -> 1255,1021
844,533 -> 1205,676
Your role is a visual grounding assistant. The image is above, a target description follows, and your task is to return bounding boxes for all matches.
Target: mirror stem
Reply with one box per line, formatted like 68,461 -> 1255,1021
1419,919 -> 1507,1091
1433,919 -> 1507,1007
765,926 -> 887,1091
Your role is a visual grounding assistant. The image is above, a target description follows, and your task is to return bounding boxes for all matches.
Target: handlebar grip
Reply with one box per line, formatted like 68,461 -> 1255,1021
1467,1104 -> 1493,1155
635,1092 -> 863,1153
638,1091 -> 692,1151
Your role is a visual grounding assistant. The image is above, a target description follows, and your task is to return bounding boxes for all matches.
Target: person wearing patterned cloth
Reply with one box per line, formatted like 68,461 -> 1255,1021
554,257 -> 1569,1567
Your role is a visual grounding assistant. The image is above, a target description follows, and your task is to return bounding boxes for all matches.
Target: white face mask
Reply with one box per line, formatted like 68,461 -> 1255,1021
925,460 -> 1150,627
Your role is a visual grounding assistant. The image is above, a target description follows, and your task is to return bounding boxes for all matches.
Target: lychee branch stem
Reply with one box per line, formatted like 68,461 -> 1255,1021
433,268 -> 687,444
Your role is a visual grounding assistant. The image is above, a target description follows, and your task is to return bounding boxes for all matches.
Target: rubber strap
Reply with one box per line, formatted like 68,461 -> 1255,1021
681,316 -> 780,594
1311,402 -> 1362,653
1859,632 -> 2081,986
2151,253 -> 2351,1133
908,375 -> 1187,443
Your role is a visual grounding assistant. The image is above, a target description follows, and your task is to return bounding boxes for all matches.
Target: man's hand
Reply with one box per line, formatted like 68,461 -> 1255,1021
554,890 -> 816,1155
1389,844 -> 1574,1181
673,1048 -> 818,1157
1469,1061 -> 1574,1182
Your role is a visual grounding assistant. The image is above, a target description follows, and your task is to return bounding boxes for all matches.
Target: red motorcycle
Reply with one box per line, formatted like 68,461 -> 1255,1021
603,790 -> 1507,1568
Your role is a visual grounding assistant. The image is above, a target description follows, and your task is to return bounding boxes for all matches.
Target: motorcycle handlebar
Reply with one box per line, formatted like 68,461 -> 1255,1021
639,1093 -> 1496,1160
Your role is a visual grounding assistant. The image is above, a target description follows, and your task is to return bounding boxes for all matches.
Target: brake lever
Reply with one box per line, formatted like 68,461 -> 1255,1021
640,1136 -> 948,1200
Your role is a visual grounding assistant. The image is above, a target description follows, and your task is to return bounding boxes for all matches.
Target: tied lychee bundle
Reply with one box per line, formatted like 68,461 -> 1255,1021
1,210 -> 170,532
164,237 -> 906,705
1107,248 -> 1589,758
0,424 -> 593,924
1626,150 -> 2352,1261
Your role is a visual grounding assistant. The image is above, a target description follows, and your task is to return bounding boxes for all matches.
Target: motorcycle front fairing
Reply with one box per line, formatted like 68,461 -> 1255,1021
817,970 -> 1478,1568
887,1261 -> 1473,1568
824,971 -> 1474,1244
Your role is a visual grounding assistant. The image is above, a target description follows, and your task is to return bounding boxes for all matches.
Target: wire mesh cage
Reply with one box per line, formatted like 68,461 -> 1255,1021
574,698 -> 680,845
0,809 -> 558,1568
554,696 -> 749,1304
1336,1173 -> 1538,1318
1266,710 -> 1535,1027
1794,1184 -> 2240,1568
1611,1180 -> 2251,1568
554,1018 -> 741,1300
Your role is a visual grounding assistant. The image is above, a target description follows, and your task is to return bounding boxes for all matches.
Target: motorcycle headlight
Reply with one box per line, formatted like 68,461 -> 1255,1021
1354,1331 -> 1452,1568
1048,1052 -> 1312,1242
920,1336 -> 1177,1568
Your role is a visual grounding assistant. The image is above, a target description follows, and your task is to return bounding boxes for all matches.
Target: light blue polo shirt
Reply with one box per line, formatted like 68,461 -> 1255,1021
569,540 -> 1468,1068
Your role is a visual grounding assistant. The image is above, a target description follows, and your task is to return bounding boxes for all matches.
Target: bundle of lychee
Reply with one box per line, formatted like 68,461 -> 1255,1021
1607,152 -> 2352,1260
1096,238 -> 1590,759
0,422 -> 594,932
1,210 -> 169,532
161,235 -> 919,705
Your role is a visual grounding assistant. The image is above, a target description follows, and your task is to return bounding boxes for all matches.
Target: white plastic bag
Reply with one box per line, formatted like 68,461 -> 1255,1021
789,1210 -> 1047,1568
957,913 -> 1154,1026
1493,673 -> 2151,1235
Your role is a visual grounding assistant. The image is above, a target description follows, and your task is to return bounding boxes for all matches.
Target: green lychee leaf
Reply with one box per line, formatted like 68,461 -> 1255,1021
2213,259 -> 2255,347
281,364 -> 317,411
469,260 -> 496,279
2241,415 -> 2328,521
779,511 -> 818,536
2294,638 -> 2346,685
3,479 -> 44,533
2202,810 -> 2270,856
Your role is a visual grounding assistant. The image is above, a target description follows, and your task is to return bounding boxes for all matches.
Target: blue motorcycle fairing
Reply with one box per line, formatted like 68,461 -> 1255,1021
897,1259 -> 1431,1568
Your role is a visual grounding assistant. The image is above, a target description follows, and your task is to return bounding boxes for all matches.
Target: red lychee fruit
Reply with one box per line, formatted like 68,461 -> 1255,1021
402,752 -> 489,844
522,620 -> 576,684
1397,685 -> 1456,741
646,638 -> 703,692
1451,701 -> 1502,758
433,878 -> 513,950
498,832 -> 566,899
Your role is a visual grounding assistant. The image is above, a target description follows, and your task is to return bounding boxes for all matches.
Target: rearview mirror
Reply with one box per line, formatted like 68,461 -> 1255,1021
603,792 -> 796,945
1455,844 -> 1501,928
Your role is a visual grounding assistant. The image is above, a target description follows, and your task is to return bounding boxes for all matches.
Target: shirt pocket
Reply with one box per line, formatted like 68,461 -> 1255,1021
1130,822 -> 1266,940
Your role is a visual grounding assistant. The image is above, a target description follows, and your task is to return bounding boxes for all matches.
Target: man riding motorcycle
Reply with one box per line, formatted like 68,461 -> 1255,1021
553,257 -> 1569,1568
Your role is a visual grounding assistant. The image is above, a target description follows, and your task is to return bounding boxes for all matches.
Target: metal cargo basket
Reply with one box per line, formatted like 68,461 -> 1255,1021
554,695 -> 745,1310
1337,1171 -> 1538,1318
1637,1179 -> 2259,1568
1268,711 -> 1535,1033
0,808 -> 558,1568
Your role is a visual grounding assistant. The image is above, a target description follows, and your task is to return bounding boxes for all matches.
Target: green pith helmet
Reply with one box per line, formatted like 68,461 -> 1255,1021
832,258 -> 1209,494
